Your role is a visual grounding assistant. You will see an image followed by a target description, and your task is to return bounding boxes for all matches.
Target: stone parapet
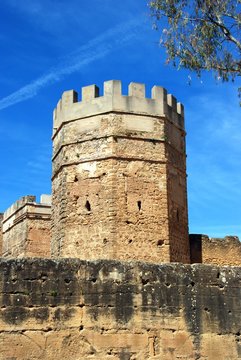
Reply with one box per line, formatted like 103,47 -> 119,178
2,195 -> 51,233
3,195 -> 36,223
53,80 -> 184,136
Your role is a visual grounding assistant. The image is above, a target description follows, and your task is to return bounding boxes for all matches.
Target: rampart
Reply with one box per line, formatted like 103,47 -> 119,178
2,195 -> 51,258
0,259 -> 240,360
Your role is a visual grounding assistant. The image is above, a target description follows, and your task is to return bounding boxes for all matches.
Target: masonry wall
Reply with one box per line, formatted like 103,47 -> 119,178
0,259 -> 240,360
51,81 -> 189,263
0,214 -> 3,256
165,103 -> 189,262
190,234 -> 241,266
2,195 -> 51,258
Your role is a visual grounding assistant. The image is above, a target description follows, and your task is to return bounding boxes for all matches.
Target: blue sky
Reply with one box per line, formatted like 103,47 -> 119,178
0,0 -> 240,239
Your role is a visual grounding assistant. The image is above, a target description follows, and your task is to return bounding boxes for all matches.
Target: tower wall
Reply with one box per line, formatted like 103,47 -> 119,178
2,195 -> 51,258
0,213 -> 3,256
51,81 -> 189,263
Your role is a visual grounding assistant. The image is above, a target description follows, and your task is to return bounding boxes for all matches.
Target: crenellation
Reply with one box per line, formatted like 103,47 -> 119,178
128,82 -> 145,98
167,93 -> 177,112
53,98 -> 63,131
103,79 -> 122,97
62,89 -> 78,109
56,98 -> 62,116
151,85 -> 167,101
177,101 -> 184,117
82,84 -> 99,101
53,80 -> 185,137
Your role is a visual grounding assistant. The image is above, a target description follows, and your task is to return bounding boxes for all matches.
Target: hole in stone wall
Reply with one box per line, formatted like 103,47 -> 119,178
103,238 -> 108,244
141,278 -> 149,285
73,195 -> 79,204
137,200 -> 142,211
157,240 -> 164,246
85,200 -> 91,211
176,209 -> 179,221
128,239 -> 133,244
74,175 -> 78,182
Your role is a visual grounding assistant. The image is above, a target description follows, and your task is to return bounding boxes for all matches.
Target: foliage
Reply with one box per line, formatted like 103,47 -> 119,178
149,0 -> 241,87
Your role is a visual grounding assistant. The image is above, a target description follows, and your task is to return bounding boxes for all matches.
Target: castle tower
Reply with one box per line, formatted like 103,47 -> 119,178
51,80 -> 189,263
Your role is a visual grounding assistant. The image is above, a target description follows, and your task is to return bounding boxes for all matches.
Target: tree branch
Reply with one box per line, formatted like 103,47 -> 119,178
208,14 -> 241,50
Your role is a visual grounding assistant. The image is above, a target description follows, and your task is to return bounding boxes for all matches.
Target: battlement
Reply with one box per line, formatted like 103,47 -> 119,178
2,195 -> 52,259
53,80 -> 184,135
2,194 -> 52,232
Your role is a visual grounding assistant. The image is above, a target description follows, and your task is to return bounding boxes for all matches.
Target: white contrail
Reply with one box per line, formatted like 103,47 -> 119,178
0,18 -> 143,111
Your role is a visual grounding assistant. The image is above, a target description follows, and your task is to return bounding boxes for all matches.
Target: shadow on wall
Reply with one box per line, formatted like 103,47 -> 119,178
189,234 -> 203,263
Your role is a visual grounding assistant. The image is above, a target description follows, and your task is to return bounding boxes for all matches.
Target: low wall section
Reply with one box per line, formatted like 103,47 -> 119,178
0,259 -> 240,360
190,234 -> 241,266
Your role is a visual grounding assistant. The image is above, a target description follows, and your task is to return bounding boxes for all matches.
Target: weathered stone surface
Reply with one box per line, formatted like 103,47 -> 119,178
51,81 -> 189,263
0,214 -> 3,257
0,259 -> 240,359
2,196 -> 51,258
190,234 -> 241,266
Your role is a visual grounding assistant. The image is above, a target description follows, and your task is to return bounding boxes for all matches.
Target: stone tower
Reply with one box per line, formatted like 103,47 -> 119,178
51,80 -> 189,263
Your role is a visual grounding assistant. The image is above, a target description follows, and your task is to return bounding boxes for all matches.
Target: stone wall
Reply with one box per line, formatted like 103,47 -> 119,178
0,214 -> 3,256
2,195 -> 51,258
51,81 -> 189,263
0,259 -> 240,360
190,234 -> 241,266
